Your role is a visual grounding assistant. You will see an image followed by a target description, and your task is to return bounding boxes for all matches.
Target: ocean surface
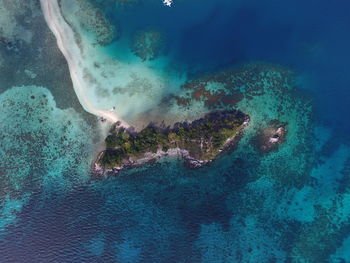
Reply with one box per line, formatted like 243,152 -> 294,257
0,0 -> 350,262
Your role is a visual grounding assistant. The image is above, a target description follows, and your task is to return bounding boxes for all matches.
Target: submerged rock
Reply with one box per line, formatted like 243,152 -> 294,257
254,120 -> 287,153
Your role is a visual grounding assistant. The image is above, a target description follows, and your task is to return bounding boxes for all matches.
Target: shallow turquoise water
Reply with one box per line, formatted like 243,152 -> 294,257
1,0 -> 350,262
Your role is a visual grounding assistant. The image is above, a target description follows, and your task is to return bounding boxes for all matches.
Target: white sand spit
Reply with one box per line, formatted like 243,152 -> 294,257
39,0 -> 129,127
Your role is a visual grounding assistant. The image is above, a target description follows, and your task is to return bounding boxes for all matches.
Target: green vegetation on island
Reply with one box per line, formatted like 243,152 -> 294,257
98,110 -> 249,170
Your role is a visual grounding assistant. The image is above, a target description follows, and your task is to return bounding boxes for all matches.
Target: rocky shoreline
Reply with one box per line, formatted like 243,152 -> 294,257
93,111 -> 250,176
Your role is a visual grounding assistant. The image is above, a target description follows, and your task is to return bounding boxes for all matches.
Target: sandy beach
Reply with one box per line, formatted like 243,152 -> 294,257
39,0 -> 129,127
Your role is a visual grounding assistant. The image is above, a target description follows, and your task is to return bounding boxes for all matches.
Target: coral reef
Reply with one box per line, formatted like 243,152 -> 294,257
74,0 -> 120,46
0,0 -> 38,45
130,29 -> 166,61
170,64 -> 293,111
0,86 -> 95,236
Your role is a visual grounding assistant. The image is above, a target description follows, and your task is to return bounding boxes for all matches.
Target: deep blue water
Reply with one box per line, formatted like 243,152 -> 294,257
1,0 -> 350,262
106,0 -> 350,133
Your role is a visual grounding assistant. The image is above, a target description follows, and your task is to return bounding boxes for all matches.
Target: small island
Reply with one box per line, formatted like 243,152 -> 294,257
94,110 -> 250,175
254,120 -> 287,153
